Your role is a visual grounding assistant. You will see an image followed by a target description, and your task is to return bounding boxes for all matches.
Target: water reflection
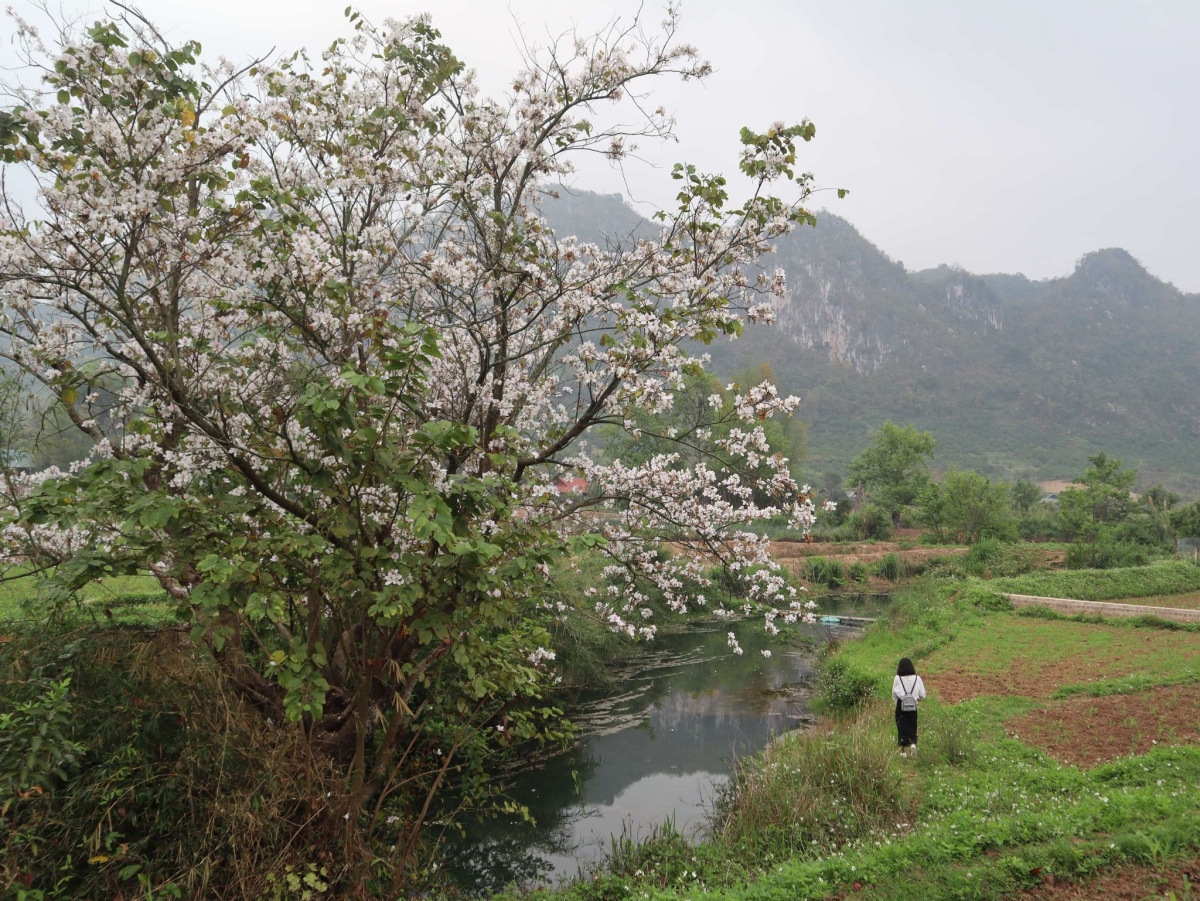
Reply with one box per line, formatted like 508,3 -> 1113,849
445,599 -> 883,893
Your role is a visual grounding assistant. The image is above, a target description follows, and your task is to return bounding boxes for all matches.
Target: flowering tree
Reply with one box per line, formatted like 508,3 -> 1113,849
0,4 -> 824,879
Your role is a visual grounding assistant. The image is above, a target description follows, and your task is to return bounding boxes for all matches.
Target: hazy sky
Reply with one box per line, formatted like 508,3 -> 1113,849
10,1 -> 1200,289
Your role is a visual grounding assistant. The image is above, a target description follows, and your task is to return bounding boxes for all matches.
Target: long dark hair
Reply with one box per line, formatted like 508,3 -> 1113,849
897,657 -> 916,677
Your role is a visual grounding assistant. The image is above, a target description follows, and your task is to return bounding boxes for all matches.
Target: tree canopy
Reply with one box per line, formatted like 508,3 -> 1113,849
847,422 -> 935,521
0,6 -> 823,888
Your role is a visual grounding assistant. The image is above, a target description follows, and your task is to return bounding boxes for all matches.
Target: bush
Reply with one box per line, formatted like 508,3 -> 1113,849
818,656 -> 876,711
989,541 -> 1045,577
1018,506 -> 1067,541
958,584 -> 1014,611
963,539 -> 1044,578
0,627 -> 352,900
965,537 -> 1003,568
805,556 -> 846,588
846,503 -> 892,541
848,561 -> 870,584
876,552 -> 903,582
1066,539 -> 1161,570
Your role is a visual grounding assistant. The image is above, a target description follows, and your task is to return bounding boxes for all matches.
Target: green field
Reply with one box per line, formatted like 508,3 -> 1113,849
0,567 -> 171,623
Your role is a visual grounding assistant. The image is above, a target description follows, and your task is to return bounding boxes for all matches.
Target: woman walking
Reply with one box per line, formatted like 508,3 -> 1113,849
893,657 -> 926,755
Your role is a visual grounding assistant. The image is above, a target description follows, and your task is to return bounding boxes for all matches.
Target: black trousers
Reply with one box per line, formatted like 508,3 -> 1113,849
895,701 -> 918,747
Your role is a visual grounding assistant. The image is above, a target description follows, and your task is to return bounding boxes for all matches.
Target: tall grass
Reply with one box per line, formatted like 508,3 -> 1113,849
804,556 -> 846,588
712,708 -> 908,858
876,553 -> 903,582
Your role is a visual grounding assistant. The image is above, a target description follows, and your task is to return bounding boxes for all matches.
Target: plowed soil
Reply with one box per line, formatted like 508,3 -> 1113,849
921,619 -> 1200,703
770,540 -> 965,565
1005,684 -> 1200,767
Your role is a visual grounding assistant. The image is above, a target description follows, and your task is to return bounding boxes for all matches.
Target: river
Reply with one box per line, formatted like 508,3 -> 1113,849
443,594 -> 888,894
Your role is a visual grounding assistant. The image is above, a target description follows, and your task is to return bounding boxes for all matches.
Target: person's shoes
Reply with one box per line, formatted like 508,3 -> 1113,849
910,745 -> 918,756
899,751 -> 907,758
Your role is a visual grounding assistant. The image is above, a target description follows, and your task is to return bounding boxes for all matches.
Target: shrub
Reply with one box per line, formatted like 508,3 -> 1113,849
965,537 -> 1003,568
818,656 -> 876,711
958,584 -> 1014,611
0,627 -> 352,900
876,552 -> 903,582
848,561 -> 870,584
847,503 -> 892,541
1066,539 -> 1161,570
1018,506 -> 1067,541
963,539 -> 1044,578
989,541 -> 1045,577
886,579 -> 959,632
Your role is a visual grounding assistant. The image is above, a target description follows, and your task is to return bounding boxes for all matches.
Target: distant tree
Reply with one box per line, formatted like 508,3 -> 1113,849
917,469 -> 1013,544
819,470 -> 844,498
1058,452 -> 1137,540
1171,501 -> 1200,539
848,422 -> 936,524
1140,483 -> 1180,514
1010,479 -> 1041,515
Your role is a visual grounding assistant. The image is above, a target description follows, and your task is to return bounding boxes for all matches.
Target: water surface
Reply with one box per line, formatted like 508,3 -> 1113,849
446,597 -> 882,893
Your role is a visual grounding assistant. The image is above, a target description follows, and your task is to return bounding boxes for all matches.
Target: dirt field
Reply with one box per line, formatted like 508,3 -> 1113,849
1006,684 -> 1200,766
1018,855 -> 1199,900
922,619 -> 1200,703
771,539 -> 968,582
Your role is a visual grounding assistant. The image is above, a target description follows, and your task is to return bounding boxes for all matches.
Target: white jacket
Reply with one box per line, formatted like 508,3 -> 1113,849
892,674 -> 927,704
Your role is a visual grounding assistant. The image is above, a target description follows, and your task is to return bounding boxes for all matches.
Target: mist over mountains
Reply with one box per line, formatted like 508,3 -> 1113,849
541,191 -> 1200,494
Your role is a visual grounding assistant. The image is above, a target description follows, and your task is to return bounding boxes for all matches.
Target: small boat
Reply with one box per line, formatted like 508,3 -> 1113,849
819,615 -> 842,625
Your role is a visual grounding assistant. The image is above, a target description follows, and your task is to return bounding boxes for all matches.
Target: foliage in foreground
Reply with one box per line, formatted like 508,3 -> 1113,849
0,5 -> 830,891
0,627 -> 350,900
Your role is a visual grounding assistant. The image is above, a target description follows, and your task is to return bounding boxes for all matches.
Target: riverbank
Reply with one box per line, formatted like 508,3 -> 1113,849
505,566 -> 1200,901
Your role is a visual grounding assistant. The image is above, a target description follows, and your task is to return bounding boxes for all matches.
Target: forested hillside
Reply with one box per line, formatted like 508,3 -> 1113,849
541,191 -> 1200,493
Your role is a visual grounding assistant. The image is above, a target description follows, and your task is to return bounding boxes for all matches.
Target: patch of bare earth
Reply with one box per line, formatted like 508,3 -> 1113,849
925,627 -> 1200,704
1005,684 -> 1200,767
772,540 -> 966,574
930,655 -> 1142,705
1018,856 -> 1199,899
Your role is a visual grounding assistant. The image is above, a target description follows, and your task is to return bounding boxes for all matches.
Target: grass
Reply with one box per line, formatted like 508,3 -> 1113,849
514,574 -> 1200,901
1102,590 -> 1200,610
918,616 -> 1200,698
0,565 -> 171,623
988,560 -> 1200,602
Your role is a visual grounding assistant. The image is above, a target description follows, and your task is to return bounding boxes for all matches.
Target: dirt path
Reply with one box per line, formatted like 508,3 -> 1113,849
1004,593 -> 1200,624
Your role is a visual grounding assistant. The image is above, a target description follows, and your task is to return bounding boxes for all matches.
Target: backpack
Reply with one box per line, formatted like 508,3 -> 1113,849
898,676 -> 918,712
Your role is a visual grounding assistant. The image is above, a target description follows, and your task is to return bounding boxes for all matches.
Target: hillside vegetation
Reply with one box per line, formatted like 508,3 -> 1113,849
541,192 -> 1200,493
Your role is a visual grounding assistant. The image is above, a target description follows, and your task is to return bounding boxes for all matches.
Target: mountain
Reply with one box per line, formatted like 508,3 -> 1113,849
539,191 -> 1200,494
